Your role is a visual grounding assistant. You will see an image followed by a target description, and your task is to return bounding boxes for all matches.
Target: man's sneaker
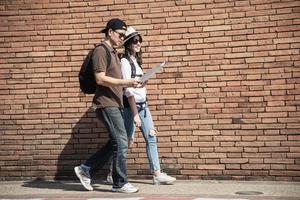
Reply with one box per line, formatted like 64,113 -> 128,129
112,183 -> 139,193
74,166 -> 93,191
153,172 -> 176,185
106,174 -> 113,184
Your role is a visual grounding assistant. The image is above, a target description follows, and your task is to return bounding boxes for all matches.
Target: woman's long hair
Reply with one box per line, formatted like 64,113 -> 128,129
123,35 -> 142,66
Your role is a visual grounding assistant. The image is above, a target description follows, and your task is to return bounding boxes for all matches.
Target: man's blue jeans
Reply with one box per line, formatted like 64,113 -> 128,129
83,107 -> 128,188
124,105 -> 161,173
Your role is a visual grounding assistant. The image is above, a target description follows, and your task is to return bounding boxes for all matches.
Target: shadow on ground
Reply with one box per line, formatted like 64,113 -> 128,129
54,108 -> 110,180
21,179 -> 112,192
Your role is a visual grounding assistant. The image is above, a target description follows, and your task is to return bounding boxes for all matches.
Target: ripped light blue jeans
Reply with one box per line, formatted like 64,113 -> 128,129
123,104 -> 161,173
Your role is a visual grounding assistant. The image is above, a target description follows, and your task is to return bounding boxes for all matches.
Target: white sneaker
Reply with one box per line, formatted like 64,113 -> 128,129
74,166 -> 93,191
106,174 -> 113,184
112,182 -> 139,193
153,172 -> 176,185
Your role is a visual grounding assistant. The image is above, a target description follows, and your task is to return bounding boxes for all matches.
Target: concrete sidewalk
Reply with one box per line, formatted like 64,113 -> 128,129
0,179 -> 299,200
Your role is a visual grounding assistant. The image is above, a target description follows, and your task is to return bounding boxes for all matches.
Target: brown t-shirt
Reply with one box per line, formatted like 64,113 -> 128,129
92,42 -> 123,108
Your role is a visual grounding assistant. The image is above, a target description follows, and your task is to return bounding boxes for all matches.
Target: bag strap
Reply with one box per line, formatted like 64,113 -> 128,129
128,58 -> 143,78
129,61 -> 136,78
94,43 -> 111,68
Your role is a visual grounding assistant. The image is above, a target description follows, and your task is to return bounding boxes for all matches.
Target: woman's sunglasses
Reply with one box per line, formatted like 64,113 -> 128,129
132,37 -> 142,44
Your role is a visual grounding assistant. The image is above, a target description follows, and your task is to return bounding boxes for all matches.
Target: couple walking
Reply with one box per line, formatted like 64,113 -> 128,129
74,18 -> 176,193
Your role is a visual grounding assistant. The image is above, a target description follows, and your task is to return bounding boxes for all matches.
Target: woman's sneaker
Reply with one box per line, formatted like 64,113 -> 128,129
153,172 -> 176,185
74,166 -> 93,191
112,182 -> 139,193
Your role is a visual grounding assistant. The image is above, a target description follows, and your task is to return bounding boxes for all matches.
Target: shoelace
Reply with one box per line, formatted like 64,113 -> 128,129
124,183 -> 135,189
80,170 -> 91,179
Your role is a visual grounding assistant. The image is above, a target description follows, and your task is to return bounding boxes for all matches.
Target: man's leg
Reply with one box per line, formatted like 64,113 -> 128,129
100,107 -> 138,193
74,109 -> 113,191
99,107 -> 128,188
83,139 -> 113,169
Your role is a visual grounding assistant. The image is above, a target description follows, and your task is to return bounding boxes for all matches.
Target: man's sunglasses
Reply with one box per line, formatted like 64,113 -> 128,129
113,30 -> 126,39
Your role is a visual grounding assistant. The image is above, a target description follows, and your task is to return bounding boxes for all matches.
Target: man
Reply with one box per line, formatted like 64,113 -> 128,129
74,18 -> 141,193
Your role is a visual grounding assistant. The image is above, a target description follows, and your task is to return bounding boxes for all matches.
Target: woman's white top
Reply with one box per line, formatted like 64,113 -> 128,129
121,57 -> 147,103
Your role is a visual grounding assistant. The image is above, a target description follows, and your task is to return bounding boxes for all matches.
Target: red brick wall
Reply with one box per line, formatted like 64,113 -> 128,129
0,0 -> 299,181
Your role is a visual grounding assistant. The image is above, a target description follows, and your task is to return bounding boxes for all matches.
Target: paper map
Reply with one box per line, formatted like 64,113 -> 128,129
140,61 -> 168,82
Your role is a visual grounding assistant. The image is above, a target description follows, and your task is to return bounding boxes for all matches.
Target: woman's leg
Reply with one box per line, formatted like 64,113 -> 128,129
138,106 -> 161,173
139,106 -> 176,185
123,106 -> 135,146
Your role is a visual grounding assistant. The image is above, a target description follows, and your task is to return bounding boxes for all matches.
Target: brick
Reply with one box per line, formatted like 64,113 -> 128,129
172,147 -> 199,153
197,165 -> 225,170
203,25 -> 231,32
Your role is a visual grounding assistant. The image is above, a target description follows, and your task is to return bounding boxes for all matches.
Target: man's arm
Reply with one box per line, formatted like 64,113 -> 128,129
95,72 -> 141,88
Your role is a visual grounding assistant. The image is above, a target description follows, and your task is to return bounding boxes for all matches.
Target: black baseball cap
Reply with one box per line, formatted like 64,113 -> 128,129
100,18 -> 127,33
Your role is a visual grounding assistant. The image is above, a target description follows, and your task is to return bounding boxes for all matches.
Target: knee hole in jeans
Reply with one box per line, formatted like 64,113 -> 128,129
148,128 -> 157,137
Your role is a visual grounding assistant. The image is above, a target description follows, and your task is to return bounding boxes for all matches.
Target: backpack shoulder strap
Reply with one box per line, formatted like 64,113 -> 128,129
129,60 -> 136,78
127,57 -> 143,78
94,43 -> 111,68
121,56 -> 136,78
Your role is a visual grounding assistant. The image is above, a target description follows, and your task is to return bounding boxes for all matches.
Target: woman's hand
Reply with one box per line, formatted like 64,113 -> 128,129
141,80 -> 148,87
133,114 -> 141,127
128,138 -> 134,148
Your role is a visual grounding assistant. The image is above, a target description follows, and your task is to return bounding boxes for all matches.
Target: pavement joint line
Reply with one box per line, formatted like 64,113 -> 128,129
0,198 -> 251,200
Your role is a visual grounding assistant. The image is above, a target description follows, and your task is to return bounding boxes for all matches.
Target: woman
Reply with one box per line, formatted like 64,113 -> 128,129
119,26 -> 176,185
